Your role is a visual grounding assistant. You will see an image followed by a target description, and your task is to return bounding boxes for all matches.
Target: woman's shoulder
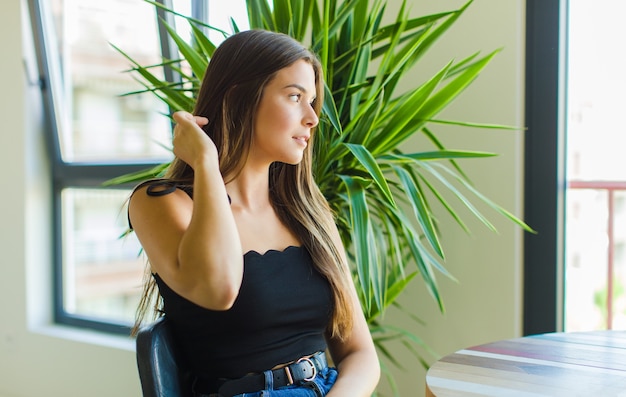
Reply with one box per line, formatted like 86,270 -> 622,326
128,179 -> 194,230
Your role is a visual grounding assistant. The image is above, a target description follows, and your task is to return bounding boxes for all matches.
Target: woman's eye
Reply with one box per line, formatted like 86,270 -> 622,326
289,94 -> 301,102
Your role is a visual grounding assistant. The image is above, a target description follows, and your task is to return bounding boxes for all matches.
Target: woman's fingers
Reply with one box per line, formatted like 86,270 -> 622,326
172,111 -> 208,128
172,110 -> 193,124
194,115 -> 209,127
171,111 -> 217,169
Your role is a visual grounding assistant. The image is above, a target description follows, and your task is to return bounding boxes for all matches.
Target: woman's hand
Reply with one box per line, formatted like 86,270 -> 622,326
172,111 -> 217,169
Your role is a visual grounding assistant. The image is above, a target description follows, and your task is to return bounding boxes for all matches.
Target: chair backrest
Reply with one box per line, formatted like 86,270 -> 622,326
136,316 -> 192,397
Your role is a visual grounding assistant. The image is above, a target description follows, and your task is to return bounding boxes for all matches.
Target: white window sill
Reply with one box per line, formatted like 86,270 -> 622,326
31,323 -> 135,352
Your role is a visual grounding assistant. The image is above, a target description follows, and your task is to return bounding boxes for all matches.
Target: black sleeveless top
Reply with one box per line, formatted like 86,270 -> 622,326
132,181 -> 333,380
155,246 -> 333,380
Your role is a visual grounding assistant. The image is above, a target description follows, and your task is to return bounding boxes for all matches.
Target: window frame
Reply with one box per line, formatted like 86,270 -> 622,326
523,0 -> 568,335
28,0 -> 209,334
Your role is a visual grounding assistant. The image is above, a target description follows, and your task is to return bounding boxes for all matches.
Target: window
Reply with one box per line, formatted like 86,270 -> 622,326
29,0 -> 247,334
563,0 -> 626,331
524,0 -> 626,334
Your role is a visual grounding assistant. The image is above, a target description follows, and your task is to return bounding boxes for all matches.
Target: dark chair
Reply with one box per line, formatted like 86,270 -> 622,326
136,316 -> 193,397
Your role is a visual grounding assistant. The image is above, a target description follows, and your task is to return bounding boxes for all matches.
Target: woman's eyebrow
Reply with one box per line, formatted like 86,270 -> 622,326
283,83 -> 308,93
283,83 -> 317,100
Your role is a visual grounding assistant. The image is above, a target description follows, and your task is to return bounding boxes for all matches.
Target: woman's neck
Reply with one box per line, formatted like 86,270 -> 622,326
225,165 -> 271,212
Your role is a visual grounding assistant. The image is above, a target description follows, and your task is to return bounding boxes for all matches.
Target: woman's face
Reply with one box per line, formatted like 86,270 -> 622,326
250,59 -> 319,166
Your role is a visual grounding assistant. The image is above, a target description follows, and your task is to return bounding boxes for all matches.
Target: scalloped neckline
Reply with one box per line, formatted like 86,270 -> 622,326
243,245 -> 302,258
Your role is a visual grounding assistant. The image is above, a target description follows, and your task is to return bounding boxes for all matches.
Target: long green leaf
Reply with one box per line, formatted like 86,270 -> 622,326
407,165 -> 471,234
111,44 -> 194,110
311,0 -> 362,52
420,126 -> 471,182
143,0 -> 229,36
374,11 -> 455,43
190,23 -> 217,60
162,20 -> 208,79
322,82 -> 342,135
369,0 -> 407,94
349,86 -> 384,147
246,0 -> 275,30
342,28 -> 443,140
402,222 -> 445,312
381,150 -> 496,162
367,272 -> 417,321
393,166 -> 444,257
431,162 -> 535,233
428,118 -> 523,131
273,0 -> 293,34
419,161 -> 498,233
102,163 -> 170,186
345,143 -> 396,207
413,50 -> 501,127
400,0 -> 474,70
368,60 -> 452,153
339,175 -> 374,313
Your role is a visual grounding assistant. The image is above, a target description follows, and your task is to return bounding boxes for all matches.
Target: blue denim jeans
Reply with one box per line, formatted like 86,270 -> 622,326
201,367 -> 337,397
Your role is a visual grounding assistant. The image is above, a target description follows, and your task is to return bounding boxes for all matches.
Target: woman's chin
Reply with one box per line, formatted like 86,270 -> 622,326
280,153 -> 305,165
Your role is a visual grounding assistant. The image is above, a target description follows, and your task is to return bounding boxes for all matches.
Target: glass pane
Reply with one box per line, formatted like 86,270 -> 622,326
564,189 -> 608,331
49,0 -> 172,162
565,0 -> 626,181
565,0 -> 626,331
61,188 -> 144,324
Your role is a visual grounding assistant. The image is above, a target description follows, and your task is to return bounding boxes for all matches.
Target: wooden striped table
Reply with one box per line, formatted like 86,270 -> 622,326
425,330 -> 626,396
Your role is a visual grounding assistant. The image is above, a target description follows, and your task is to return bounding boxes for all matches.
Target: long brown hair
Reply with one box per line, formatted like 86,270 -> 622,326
134,30 -> 353,339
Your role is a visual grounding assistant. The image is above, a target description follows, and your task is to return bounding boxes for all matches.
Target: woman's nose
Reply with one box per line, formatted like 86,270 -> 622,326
303,105 -> 319,128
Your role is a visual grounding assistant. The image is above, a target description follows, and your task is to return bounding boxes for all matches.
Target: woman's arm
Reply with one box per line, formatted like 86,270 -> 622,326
128,111 -> 243,310
325,226 -> 380,397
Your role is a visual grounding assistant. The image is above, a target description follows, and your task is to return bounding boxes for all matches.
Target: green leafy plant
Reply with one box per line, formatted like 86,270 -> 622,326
110,0 -> 531,393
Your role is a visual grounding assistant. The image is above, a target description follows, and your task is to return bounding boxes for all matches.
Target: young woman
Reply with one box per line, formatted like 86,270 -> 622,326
128,29 -> 380,397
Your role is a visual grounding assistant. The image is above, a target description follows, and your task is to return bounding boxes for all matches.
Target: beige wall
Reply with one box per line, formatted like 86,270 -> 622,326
0,0 -> 525,396
378,1 -> 526,395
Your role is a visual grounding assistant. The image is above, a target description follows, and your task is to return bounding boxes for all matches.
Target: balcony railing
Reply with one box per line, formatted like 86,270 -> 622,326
568,180 -> 626,330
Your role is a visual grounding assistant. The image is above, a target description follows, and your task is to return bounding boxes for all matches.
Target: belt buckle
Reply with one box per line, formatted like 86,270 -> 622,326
284,356 -> 317,385
297,356 -> 317,382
